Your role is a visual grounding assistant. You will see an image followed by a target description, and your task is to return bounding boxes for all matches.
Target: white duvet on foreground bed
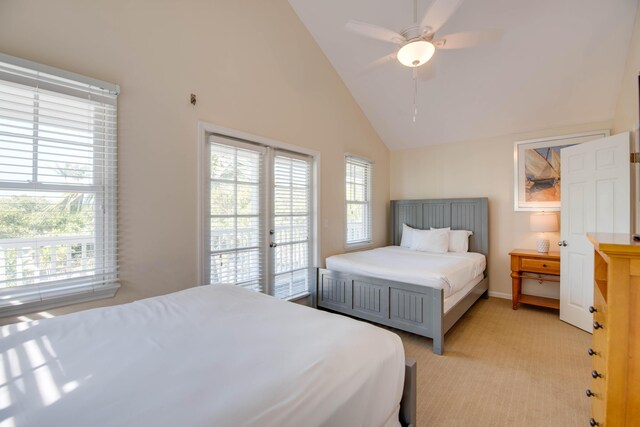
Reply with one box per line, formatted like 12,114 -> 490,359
0,285 -> 405,427
326,246 -> 486,298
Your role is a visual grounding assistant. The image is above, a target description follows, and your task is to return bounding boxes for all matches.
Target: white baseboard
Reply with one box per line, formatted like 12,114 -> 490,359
488,291 -> 511,300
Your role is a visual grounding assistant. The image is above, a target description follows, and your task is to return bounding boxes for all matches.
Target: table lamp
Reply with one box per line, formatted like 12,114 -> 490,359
530,212 -> 558,253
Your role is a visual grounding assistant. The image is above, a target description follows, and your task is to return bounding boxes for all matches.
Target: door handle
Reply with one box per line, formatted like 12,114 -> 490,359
557,240 -> 568,247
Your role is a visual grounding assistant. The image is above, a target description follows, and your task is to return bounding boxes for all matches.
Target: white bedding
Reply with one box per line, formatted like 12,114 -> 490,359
0,285 -> 405,427
326,246 -> 486,298
443,274 -> 484,313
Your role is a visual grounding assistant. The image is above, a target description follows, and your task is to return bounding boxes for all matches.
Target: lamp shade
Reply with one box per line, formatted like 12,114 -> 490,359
529,212 -> 558,232
397,40 -> 436,67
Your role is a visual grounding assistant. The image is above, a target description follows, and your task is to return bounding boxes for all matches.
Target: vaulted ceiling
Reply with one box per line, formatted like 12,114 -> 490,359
288,0 -> 638,150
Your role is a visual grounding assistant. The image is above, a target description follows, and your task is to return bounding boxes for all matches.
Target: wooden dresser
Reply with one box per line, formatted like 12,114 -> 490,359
587,233 -> 640,427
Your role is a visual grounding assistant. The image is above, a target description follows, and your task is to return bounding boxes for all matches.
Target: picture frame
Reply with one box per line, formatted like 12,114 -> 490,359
513,130 -> 610,211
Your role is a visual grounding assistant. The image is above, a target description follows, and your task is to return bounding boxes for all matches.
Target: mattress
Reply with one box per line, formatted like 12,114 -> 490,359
443,274 -> 484,313
0,285 -> 405,427
326,246 -> 486,298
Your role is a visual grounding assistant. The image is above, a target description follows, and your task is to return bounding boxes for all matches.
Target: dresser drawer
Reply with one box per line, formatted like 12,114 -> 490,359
590,281 -> 607,426
593,283 -> 607,331
590,327 -> 607,426
520,258 -> 560,275
590,393 -> 606,427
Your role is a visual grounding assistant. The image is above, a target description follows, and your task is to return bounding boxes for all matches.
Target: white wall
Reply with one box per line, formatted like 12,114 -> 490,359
0,0 -> 390,322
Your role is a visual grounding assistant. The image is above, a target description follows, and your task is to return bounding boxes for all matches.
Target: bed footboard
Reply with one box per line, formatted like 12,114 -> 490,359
317,268 -> 445,354
400,358 -> 417,427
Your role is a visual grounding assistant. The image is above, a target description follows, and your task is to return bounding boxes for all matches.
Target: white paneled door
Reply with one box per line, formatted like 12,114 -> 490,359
207,135 -> 313,300
560,132 -> 630,331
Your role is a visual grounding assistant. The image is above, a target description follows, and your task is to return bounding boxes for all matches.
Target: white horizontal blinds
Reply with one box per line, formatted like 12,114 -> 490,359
272,152 -> 312,299
0,56 -> 118,310
208,137 -> 265,292
345,155 -> 373,245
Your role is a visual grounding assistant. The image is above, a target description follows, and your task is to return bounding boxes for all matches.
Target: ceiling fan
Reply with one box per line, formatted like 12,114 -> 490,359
346,0 -> 502,75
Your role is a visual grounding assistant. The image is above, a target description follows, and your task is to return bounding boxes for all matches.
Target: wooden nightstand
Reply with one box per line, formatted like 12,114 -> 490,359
509,249 -> 560,310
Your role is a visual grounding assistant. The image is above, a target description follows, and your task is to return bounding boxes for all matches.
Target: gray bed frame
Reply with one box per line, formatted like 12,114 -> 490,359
401,358 -> 417,427
317,198 -> 489,356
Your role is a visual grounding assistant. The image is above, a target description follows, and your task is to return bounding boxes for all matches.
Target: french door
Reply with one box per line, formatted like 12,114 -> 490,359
205,134 -> 314,299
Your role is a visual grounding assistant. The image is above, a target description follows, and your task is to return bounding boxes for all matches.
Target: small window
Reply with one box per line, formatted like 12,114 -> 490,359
345,155 -> 373,247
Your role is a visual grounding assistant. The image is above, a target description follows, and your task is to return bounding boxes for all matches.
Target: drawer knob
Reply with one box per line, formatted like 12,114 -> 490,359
585,389 -> 595,398
593,321 -> 603,330
589,306 -> 597,313
591,370 -> 602,379
587,348 -> 598,356
542,264 -> 547,267
589,418 -> 600,426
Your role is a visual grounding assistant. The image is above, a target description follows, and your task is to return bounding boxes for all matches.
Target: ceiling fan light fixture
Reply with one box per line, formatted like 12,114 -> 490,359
397,40 -> 435,67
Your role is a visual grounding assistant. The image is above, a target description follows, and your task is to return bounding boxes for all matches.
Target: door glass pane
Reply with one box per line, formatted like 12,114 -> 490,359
272,154 -> 311,299
209,142 -> 263,292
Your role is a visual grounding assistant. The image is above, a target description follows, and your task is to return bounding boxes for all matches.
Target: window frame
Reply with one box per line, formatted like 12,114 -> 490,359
344,154 -> 373,249
0,53 -> 119,318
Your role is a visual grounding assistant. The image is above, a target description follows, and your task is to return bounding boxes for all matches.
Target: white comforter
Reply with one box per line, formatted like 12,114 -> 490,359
326,246 -> 486,297
0,285 -> 405,427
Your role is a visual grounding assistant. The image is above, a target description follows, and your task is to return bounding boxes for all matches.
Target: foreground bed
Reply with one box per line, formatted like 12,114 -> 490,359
0,285 -> 415,427
317,198 -> 489,355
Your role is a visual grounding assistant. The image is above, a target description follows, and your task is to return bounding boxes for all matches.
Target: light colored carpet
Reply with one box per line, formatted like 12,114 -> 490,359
396,297 -> 592,427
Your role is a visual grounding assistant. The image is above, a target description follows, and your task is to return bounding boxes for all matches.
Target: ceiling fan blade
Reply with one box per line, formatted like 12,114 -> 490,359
420,0 -> 464,34
418,60 -> 436,81
358,53 -> 397,76
434,30 -> 503,49
345,20 -> 405,44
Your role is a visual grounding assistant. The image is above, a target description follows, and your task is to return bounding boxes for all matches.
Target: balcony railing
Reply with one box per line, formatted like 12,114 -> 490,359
0,235 -> 95,288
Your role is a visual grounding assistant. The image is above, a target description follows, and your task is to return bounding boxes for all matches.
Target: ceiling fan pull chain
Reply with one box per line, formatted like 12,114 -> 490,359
412,67 -> 418,122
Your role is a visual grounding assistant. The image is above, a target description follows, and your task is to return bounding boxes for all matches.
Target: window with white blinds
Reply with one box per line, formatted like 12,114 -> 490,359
205,134 -> 314,300
345,155 -> 373,246
208,139 -> 265,292
273,153 -> 312,299
0,54 -> 119,316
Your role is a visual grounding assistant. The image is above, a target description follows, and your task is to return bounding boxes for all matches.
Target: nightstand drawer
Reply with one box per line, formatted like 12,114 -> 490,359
521,258 -> 560,274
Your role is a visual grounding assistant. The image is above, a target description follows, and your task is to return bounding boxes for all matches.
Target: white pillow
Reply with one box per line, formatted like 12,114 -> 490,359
431,227 -> 473,253
410,228 -> 449,253
400,224 -> 416,248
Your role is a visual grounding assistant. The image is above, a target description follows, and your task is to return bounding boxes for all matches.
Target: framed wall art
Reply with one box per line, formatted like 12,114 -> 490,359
513,130 -> 610,211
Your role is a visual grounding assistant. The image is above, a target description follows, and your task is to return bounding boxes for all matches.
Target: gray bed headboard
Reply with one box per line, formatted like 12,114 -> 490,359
390,198 -> 489,258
